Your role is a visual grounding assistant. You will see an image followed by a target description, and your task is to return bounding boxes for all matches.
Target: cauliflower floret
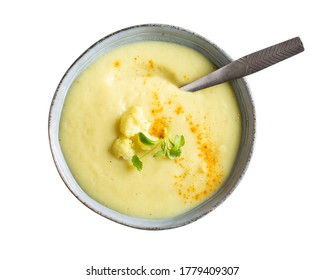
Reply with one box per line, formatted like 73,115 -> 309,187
111,106 -> 155,160
120,106 -> 151,137
112,137 -> 134,160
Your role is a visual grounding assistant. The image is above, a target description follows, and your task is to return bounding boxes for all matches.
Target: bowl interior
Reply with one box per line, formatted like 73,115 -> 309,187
49,24 -> 255,230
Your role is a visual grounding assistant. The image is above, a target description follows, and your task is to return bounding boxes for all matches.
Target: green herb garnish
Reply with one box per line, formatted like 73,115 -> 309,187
138,132 -> 157,146
132,131 -> 185,171
131,155 -> 143,171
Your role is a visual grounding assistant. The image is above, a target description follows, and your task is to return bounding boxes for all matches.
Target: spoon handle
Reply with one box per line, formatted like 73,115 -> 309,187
181,37 -> 304,92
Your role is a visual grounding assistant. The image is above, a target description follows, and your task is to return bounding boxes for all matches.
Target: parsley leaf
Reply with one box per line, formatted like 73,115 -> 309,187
131,155 -> 143,171
167,135 -> 184,159
138,132 -> 157,146
153,150 -> 165,157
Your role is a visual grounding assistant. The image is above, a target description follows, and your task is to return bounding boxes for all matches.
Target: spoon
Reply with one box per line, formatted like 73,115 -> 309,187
181,37 -> 304,92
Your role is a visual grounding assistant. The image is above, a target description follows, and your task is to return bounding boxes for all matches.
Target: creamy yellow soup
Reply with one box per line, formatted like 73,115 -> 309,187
59,41 -> 241,219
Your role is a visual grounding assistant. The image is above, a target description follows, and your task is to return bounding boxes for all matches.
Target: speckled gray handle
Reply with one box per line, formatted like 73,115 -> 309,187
181,37 -> 304,92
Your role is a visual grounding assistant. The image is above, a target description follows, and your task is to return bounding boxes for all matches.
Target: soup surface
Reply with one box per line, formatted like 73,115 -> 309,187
59,41 -> 241,219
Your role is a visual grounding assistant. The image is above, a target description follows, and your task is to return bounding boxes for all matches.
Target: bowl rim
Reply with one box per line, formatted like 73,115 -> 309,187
48,23 -> 256,230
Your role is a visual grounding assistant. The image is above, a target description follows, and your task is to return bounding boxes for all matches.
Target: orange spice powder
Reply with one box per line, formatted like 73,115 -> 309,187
114,60 -> 120,68
175,105 -> 184,115
150,91 -> 163,116
148,59 -> 155,69
149,118 -> 167,138
172,113 -> 224,204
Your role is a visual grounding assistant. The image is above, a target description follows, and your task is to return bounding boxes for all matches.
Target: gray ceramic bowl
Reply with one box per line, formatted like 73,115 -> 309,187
48,24 -> 255,230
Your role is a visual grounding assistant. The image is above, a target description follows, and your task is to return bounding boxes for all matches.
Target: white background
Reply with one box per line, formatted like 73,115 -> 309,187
1,0 -> 324,279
